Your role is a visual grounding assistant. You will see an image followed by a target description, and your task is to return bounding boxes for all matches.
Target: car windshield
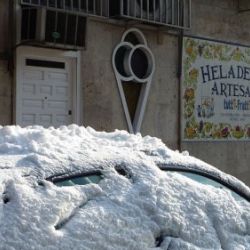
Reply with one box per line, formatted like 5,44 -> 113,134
162,170 -> 248,203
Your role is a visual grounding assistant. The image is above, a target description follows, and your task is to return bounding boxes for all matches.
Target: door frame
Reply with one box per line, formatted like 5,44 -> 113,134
15,46 -> 81,126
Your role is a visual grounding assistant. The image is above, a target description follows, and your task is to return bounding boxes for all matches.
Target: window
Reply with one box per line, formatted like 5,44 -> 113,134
112,28 -> 155,134
20,6 -> 87,48
21,7 -> 37,41
161,169 -> 250,203
26,59 -> 65,69
47,171 -> 103,187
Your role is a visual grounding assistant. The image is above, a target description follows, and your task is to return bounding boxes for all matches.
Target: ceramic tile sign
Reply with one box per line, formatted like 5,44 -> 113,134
181,36 -> 250,141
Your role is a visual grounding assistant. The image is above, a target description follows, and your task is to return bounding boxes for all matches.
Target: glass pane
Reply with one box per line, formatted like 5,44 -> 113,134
21,8 -> 30,40
48,0 -> 56,7
55,180 -> 75,186
73,0 -> 79,9
163,171 -> 247,202
21,8 -> 37,41
180,172 -> 223,188
56,12 -> 67,44
71,176 -> 91,185
76,16 -> 86,47
86,175 -> 103,184
41,0 -> 47,6
26,59 -> 65,69
45,10 -> 56,43
54,174 -> 103,186
65,0 -> 72,9
66,14 -> 77,45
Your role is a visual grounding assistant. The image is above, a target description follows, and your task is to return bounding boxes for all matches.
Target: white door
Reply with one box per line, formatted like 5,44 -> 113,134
16,47 -> 78,128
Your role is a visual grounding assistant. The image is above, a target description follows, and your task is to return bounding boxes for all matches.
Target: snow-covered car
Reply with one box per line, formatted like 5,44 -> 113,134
0,125 -> 249,249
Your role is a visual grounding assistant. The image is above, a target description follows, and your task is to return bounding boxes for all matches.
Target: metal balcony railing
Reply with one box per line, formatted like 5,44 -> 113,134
20,0 -> 191,29
20,0 -> 109,17
19,5 -> 88,49
111,0 -> 191,29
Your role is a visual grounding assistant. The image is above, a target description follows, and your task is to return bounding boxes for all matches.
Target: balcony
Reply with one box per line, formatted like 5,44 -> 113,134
20,0 -> 191,29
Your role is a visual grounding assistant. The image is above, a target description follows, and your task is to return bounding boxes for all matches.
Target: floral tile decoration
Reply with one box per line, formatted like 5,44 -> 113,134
182,36 -> 250,140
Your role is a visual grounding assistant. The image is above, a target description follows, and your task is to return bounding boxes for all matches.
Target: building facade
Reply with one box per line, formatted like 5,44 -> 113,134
0,0 -> 250,185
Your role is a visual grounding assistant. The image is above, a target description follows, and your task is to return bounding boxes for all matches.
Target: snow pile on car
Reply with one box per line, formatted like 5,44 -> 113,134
0,125 -> 249,250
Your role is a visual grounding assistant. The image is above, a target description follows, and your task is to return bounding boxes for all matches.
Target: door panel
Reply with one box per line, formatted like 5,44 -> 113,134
16,50 -> 75,128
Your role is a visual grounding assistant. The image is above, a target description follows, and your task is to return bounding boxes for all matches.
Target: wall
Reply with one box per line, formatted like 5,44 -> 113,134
81,0 -> 250,186
181,0 -> 250,185
81,22 -> 128,132
141,32 -> 180,149
81,20 -> 180,149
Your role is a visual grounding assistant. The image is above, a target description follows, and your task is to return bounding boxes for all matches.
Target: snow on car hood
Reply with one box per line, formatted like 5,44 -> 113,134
0,125 -> 249,250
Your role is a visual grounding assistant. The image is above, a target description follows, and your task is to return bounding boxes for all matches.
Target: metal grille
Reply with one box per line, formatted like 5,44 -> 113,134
45,10 -> 86,47
110,0 -> 191,29
20,0 -> 191,30
20,6 -> 87,48
20,0 -> 109,17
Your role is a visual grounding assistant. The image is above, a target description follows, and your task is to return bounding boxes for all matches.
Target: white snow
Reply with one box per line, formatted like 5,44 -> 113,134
0,125 -> 249,250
